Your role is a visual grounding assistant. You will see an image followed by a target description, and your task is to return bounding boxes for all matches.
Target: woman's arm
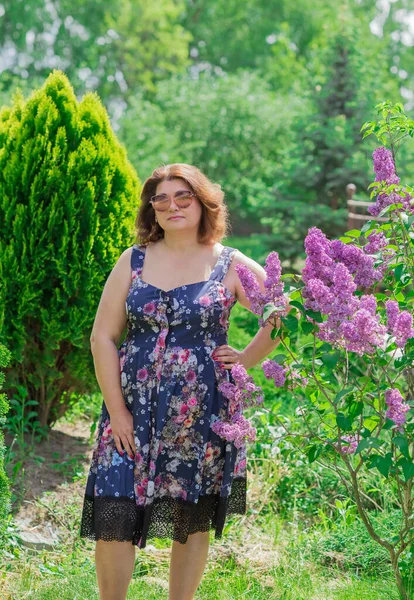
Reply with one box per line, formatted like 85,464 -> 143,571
89,247 -> 137,458
213,250 -> 289,370
239,317 -> 281,370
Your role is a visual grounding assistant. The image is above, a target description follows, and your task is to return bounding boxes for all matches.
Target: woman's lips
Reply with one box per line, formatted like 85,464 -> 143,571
168,216 -> 184,220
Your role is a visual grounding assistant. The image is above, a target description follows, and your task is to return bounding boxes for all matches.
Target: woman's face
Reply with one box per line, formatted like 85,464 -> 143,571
152,178 -> 203,234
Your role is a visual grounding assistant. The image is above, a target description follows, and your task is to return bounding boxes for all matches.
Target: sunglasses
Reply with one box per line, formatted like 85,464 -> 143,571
149,190 -> 196,212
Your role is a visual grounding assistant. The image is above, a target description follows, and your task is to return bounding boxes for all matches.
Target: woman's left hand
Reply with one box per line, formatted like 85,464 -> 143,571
212,345 -> 248,370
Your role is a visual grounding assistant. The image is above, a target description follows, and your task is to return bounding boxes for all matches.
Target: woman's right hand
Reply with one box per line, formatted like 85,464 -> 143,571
109,406 -> 136,458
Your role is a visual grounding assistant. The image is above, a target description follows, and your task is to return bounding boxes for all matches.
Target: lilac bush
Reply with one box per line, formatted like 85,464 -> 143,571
211,362 -> 263,448
227,102 -> 414,600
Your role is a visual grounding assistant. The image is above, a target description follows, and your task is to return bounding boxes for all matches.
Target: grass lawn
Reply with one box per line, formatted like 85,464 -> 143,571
1,415 -> 401,600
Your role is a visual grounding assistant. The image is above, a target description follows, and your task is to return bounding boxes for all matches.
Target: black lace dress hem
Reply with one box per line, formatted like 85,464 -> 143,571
80,476 -> 247,548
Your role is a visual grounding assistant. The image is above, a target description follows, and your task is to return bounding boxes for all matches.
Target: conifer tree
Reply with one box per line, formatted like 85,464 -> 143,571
0,343 -> 11,535
0,70 -> 140,427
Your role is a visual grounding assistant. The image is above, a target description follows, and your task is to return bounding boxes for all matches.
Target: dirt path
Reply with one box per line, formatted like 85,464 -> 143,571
5,418 -> 93,547
5,418 -> 281,572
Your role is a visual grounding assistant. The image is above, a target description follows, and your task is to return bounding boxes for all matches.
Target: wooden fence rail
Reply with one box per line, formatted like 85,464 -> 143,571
346,183 -> 388,231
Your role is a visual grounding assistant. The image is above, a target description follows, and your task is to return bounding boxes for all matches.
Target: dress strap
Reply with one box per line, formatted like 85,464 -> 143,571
209,246 -> 237,283
131,244 -> 146,275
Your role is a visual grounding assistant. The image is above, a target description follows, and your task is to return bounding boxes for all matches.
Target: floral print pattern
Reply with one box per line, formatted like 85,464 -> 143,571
81,244 -> 247,546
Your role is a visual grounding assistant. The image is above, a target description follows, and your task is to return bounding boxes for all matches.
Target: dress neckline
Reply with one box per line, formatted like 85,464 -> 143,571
134,243 -> 229,295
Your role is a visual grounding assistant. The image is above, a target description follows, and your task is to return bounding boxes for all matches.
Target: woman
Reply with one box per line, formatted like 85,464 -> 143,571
80,163 -> 279,600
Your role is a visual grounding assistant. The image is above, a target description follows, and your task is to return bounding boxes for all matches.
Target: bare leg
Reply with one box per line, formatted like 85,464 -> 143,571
169,531 -> 210,600
95,540 -> 136,600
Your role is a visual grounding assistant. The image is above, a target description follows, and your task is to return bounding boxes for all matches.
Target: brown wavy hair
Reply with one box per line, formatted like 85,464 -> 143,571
135,163 -> 230,245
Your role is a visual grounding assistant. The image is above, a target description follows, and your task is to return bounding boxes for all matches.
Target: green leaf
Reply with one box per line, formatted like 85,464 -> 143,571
383,418 -> 395,430
344,229 -> 361,238
334,388 -> 354,403
361,427 -> 373,438
301,321 -> 314,334
307,444 -> 323,463
306,310 -> 324,323
361,221 -> 374,234
289,300 -> 306,315
271,354 -> 287,364
367,452 -> 393,478
271,327 -> 283,340
355,437 -> 384,454
348,401 -> 363,420
263,302 -> 278,323
336,413 -> 353,431
397,458 -> 414,482
393,436 -> 410,459
321,352 -> 340,370
318,343 -> 333,352
394,264 -> 405,282
282,314 -> 299,332
363,416 -> 381,431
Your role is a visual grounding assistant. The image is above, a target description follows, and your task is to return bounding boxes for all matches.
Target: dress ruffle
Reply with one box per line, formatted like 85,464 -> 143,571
80,476 -> 246,547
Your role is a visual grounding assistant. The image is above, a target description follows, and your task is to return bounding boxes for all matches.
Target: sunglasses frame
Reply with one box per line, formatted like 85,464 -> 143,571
149,191 -> 197,212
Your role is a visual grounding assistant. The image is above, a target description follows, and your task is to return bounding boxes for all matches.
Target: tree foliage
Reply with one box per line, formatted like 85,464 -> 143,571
0,343 -> 11,537
0,0 -> 191,102
0,70 -> 140,426
119,70 -> 300,234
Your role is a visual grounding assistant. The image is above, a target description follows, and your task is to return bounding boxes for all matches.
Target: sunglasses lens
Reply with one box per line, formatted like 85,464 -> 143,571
151,192 -> 194,211
175,198 -> 192,208
152,200 -> 169,211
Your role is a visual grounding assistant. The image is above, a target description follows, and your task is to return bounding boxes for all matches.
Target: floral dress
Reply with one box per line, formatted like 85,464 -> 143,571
79,244 -> 247,548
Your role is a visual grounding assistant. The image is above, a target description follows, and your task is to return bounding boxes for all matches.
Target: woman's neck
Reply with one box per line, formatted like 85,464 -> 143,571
159,233 -> 207,253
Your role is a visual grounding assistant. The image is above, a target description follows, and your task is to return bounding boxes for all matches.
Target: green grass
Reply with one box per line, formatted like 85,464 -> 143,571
0,467 -> 401,600
0,390 -> 406,600
1,541 -> 399,600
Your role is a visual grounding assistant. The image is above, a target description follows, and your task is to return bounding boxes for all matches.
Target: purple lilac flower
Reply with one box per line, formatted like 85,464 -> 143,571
335,434 -> 360,455
385,300 -> 414,348
340,305 -> 387,355
305,279 -> 334,313
373,147 -> 400,185
211,412 -> 257,449
231,363 -> 250,387
218,382 -> 240,403
393,311 -> 414,348
286,369 -> 309,390
330,240 -> 383,287
359,295 -> 377,315
368,147 -> 414,216
235,264 -> 265,315
240,381 -> 264,406
302,228 -> 334,286
385,388 -> 410,429
368,191 -> 403,217
302,227 -> 388,354
401,192 -> 413,212
235,253 -> 287,326
262,359 -> 287,387
214,363 -> 264,446
386,300 -> 399,329
364,230 -> 387,255
263,251 -> 284,298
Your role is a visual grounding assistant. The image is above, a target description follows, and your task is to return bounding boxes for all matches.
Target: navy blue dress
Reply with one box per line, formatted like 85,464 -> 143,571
80,244 -> 247,548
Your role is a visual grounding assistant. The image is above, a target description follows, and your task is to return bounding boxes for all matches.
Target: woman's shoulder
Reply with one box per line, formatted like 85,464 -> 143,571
226,246 -> 267,280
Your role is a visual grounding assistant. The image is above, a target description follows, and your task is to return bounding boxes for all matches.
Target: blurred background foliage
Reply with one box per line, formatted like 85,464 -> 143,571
1,0 -> 414,266
1,5 -> 414,596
